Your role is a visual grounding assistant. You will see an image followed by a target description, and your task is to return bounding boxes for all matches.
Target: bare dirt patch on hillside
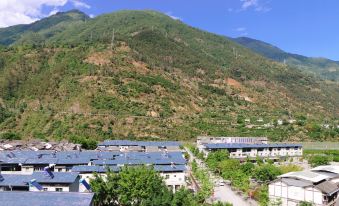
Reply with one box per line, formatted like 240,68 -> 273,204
226,78 -> 242,89
85,51 -> 111,66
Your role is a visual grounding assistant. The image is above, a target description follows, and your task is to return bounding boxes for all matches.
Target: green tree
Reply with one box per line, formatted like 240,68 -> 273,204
91,166 -> 173,206
0,106 -> 11,123
240,162 -> 255,175
231,171 -> 250,192
253,164 -> 282,182
298,201 -> 313,206
218,159 -> 240,180
206,150 -> 229,172
171,188 -> 199,206
211,201 -> 233,206
117,166 -> 172,206
253,185 -> 269,206
91,170 -> 120,206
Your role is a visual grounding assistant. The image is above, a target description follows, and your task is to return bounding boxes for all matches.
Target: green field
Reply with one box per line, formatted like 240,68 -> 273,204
301,142 -> 339,150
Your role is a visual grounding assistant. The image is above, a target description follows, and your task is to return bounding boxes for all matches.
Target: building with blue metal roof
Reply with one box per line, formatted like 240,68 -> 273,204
97,140 -> 181,151
199,142 -> 303,159
0,140 -> 188,193
0,191 -> 94,206
0,172 -> 80,192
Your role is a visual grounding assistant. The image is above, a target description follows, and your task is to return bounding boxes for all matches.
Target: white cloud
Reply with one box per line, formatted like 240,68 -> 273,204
71,0 -> 90,9
241,0 -> 258,9
49,8 -> 60,16
0,0 -> 69,28
234,27 -> 248,36
239,0 -> 271,12
0,0 -> 92,28
89,14 -> 95,18
166,12 -> 182,21
235,27 -> 246,32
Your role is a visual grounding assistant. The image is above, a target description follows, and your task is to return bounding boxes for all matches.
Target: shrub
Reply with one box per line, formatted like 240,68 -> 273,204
69,135 -> 97,150
0,132 -> 21,140
309,155 -> 330,167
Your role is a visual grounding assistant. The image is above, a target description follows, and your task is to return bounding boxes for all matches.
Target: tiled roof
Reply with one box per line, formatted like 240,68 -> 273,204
279,171 -> 330,183
311,165 -> 339,175
315,181 -> 339,195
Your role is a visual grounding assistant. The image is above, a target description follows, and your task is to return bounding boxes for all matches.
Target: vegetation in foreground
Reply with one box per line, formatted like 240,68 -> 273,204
90,166 -> 231,206
188,145 -> 303,206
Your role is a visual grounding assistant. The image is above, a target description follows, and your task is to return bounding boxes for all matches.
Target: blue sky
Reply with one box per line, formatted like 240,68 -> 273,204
1,0 -> 339,60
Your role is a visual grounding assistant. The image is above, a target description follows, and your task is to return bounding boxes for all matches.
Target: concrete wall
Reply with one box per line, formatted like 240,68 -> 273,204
160,171 -> 186,192
202,147 -> 302,159
269,180 -> 324,206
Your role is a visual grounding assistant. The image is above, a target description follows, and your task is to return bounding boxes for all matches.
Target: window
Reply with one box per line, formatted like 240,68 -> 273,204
56,188 -> 63,192
165,175 -> 170,179
34,167 -> 44,171
58,168 -> 62,172
43,188 -> 48,191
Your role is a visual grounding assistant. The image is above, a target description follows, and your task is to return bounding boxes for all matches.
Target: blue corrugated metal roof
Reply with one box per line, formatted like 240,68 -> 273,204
0,174 -> 31,187
31,172 -> 79,183
57,157 -> 91,165
98,140 -> 181,147
71,165 -> 120,173
71,165 -> 186,173
153,165 -> 187,172
204,143 -> 302,149
0,172 -> 79,186
0,157 -> 27,164
0,150 -> 186,167
24,158 -> 58,165
92,151 -> 186,166
0,191 -> 94,206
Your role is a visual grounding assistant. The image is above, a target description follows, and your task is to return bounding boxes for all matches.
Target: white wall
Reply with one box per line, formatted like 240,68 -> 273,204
269,180 -> 324,206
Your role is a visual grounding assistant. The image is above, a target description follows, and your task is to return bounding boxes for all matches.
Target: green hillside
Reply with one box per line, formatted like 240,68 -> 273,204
233,37 -> 339,81
0,10 -> 338,143
0,10 -> 89,46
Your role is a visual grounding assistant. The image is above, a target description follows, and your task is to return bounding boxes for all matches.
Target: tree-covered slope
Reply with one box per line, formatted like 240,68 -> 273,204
233,37 -> 339,81
0,10 -> 89,45
0,10 -> 337,142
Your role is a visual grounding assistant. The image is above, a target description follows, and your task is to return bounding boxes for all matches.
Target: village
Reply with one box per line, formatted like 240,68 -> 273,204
1,137 -> 338,206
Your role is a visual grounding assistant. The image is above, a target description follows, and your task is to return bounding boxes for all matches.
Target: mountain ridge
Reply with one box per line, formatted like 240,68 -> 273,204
0,10 -> 337,142
233,37 -> 339,81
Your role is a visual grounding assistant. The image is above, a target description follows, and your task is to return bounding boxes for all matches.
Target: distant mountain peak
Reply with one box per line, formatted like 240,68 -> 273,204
233,37 -> 339,81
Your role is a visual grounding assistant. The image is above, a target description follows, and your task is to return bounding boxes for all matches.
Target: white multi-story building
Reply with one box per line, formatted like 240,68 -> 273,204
269,166 -> 339,206
198,142 -> 303,159
197,136 -> 268,146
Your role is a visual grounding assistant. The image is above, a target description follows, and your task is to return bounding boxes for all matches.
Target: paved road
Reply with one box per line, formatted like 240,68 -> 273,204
184,147 -> 257,206
213,184 -> 257,206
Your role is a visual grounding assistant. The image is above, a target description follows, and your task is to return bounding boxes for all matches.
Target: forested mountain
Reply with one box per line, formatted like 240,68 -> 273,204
233,37 -> 339,81
0,10 -> 337,143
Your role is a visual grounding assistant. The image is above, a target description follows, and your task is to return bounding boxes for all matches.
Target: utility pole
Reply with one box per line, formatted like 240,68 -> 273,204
110,28 -> 115,50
